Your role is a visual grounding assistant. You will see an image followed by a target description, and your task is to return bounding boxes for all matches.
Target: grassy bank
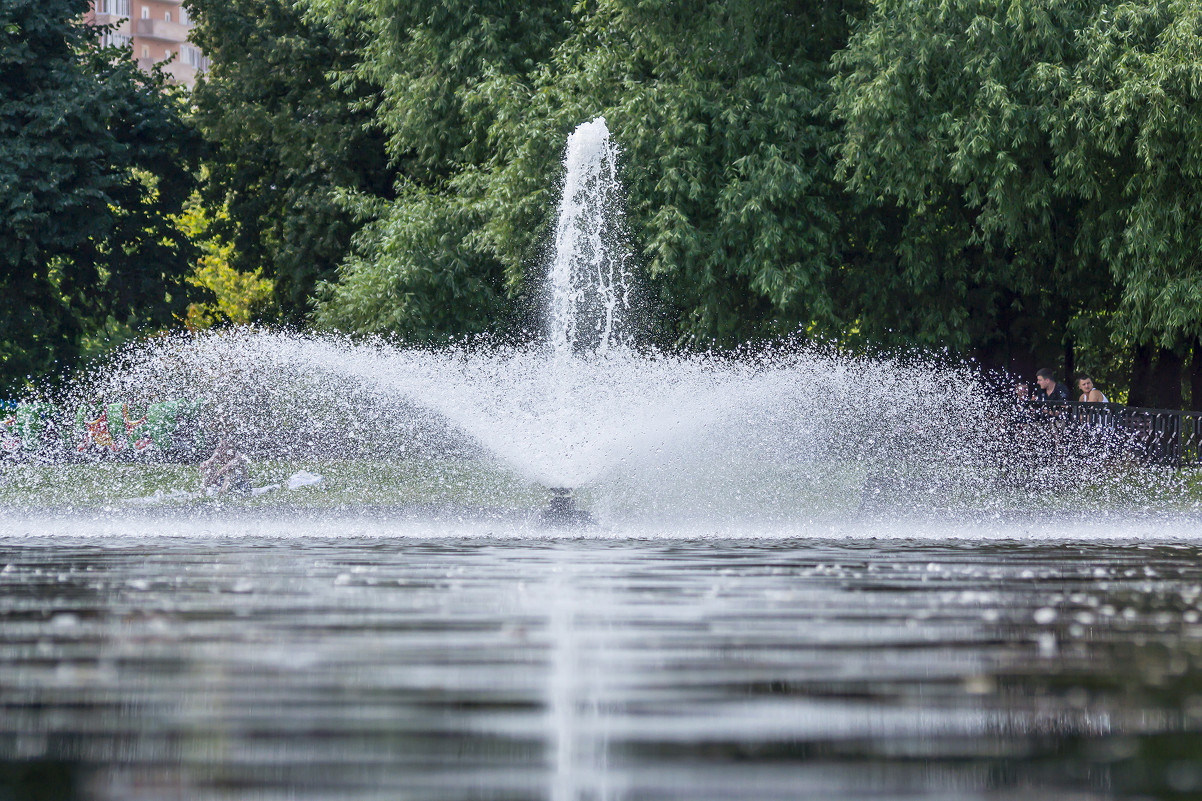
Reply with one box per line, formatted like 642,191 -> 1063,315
0,457 -> 547,511
1,456 -> 1199,517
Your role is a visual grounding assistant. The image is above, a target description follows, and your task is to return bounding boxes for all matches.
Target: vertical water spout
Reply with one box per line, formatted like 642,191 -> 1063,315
547,117 -> 634,357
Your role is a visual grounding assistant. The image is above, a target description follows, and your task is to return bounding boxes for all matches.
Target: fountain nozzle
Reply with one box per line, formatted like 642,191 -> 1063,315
540,487 -> 594,527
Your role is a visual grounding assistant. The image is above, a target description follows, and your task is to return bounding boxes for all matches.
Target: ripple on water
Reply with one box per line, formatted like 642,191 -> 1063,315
2,532 -> 1202,799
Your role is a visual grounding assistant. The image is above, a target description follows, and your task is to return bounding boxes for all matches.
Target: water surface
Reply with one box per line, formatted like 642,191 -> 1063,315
2,515 -> 1202,800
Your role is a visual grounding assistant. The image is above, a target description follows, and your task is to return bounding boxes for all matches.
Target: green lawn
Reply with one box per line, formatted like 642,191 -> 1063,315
1,456 -> 1198,515
0,457 -> 547,511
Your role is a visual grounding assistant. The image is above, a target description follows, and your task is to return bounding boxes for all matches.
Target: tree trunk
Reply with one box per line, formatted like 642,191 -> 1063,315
1127,343 -> 1154,406
1190,340 -> 1202,412
1063,337 -> 1075,397
1149,347 -> 1184,410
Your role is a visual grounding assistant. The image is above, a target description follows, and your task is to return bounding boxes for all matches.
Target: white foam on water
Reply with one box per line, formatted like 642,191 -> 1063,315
1,510 -> 1200,545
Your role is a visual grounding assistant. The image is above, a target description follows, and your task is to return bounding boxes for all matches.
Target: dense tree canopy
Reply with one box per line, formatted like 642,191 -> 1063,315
832,0 -> 1202,403
8,0 -> 1202,408
306,0 -> 576,339
832,0 -> 1113,375
186,0 -> 395,320
0,0 -> 199,396
307,0 -> 867,346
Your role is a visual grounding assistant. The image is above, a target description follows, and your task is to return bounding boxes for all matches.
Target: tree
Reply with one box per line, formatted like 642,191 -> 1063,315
303,0 -> 575,341
306,0 -> 868,347
186,0 -> 395,321
1065,0 -> 1202,407
176,197 -> 273,330
832,0 -> 1202,405
0,0 -> 200,396
830,0 -> 1119,377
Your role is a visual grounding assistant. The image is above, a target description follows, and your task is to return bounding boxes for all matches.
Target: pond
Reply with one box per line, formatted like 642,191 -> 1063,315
2,512 -> 1201,800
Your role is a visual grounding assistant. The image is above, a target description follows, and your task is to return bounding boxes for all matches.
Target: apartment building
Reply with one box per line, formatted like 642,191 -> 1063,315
89,0 -> 209,88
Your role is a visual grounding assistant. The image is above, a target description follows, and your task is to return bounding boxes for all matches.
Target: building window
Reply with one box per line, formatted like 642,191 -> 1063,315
99,0 -> 130,16
164,49 -> 172,60
179,6 -> 188,24
164,11 -> 171,22
100,30 -> 132,48
142,45 -> 149,57
183,45 -> 207,70
141,6 -> 148,18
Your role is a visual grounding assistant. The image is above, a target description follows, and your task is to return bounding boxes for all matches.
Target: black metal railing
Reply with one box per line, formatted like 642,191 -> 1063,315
1024,400 -> 1202,467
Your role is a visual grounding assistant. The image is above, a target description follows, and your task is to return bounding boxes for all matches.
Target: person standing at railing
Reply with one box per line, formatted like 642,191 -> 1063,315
1077,375 -> 1109,403
1035,368 -> 1070,401
1008,381 -> 1039,424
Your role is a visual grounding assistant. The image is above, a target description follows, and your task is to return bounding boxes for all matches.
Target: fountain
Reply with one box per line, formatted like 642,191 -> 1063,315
2,118 -> 1201,801
0,118 -> 1168,521
546,117 -> 635,357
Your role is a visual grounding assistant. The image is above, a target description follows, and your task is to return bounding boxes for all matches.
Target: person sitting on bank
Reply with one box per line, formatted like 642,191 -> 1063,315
1078,375 -> 1109,403
199,437 -> 251,496
1034,368 -> 1070,402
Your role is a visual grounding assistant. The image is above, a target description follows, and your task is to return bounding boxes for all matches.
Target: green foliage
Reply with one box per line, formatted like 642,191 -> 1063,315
0,0 -> 200,396
831,0 -> 1107,367
307,0 -> 865,346
831,0 -> 1202,380
192,0 -> 1202,398
186,0 -> 394,321
1064,0 -> 1202,350
303,0 -> 574,339
312,188 -> 509,339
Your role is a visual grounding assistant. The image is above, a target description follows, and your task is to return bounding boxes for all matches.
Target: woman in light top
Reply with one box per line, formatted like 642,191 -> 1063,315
1078,375 -> 1109,403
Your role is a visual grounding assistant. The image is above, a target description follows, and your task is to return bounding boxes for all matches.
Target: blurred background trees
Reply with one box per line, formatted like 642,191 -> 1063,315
1,0 -> 201,396
831,0 -> 1202,407
5,0 -> 1202,408
185,0 -> 396,322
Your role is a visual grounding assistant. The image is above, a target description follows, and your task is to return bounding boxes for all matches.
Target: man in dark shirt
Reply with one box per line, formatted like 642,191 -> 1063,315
1035,368 -> 1070,401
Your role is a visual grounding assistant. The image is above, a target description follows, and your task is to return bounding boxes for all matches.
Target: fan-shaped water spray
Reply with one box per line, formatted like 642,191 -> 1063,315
0,118 -> 1181,522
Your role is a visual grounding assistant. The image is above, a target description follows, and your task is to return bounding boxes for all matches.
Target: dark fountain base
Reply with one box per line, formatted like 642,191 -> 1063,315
539,487 -> 594,527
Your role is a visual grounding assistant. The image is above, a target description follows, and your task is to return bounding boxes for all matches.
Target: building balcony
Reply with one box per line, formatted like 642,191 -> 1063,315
137,56 -> 202,88
133,17 -> 190,43
93,14 -> 132,35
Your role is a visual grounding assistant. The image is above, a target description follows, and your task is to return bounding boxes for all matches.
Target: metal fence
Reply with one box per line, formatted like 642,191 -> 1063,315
1025,400 -> 1202,467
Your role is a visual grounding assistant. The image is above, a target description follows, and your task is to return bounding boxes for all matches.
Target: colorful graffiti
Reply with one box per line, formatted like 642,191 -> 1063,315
1,403 -> 55,455
0,400 -> 205,458
75,400 -> 205,455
